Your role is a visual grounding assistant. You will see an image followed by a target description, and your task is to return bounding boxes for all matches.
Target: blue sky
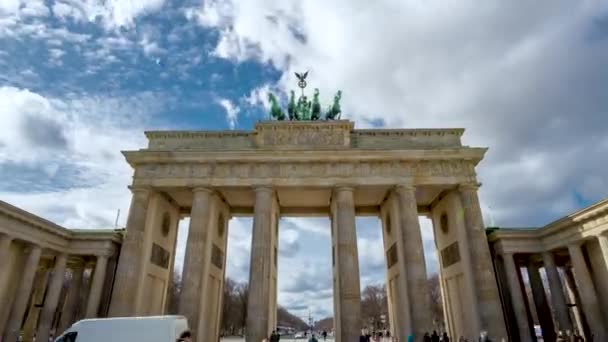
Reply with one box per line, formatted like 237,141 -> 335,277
1,0 -> 608,320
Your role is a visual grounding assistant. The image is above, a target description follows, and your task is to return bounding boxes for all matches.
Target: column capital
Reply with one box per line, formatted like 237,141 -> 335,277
0,233 -> 14,242
334,185 -> 355,193
24,243 -> 42,254
192,186 -> 215,194
128,185 -> 152,193
458,182 -> 482,191
568,240 -> 584,249
394,183 -> 415,192
253,185 -> 274,193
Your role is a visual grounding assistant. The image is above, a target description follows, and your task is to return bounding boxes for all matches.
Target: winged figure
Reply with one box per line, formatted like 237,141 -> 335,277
294,71 -> 309,82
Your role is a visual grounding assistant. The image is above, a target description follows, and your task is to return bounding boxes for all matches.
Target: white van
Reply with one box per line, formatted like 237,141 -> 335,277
54,315 -> 189,342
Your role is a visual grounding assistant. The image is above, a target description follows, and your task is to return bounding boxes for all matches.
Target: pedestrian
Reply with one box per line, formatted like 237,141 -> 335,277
177,330 -> 192,342
407,334 -> 414,342
478,331 -> 491,342
424,332 -> 432,342
309,334 -> 318,342
360,330 -> 368,342
322,330 -> 327,341
431,331 -> 440,342
442,332 -> 450,342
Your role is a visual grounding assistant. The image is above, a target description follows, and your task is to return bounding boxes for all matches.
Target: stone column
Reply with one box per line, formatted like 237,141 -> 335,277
0,234 -> 14,337
568,243 -> 606,340
395,185 -> 431,338
3,245 -> 42,342
542,252 -> 572,332
459,183 -> 507,338
563,267 -> 585,335
598,233 -> 608,272
180,187 -> 213,334
527,263 -> 555,342
247,186 -> 275,342
86,255 -> 109,318
502,253 -> 532,342
109,187 -> 151,317
37,253 -> 68,342
331,186 -> 362,342
58,265 -> 84,334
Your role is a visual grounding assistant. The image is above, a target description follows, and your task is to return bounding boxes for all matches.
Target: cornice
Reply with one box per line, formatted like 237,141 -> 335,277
122,148 -> 487,165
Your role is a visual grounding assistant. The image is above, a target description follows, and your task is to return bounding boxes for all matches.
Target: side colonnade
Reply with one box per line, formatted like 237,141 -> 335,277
489,199 -> 608,342
0,201 -> 120,341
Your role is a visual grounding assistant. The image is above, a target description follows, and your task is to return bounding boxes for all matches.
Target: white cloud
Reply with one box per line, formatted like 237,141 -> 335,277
20,0 -> 50,17
0,0 -> 20,15
190,0 -> 608,226
139,34 -> 166,57
52,2 -> 85,22
217,98 -> 240,129
0,86 -> 166,228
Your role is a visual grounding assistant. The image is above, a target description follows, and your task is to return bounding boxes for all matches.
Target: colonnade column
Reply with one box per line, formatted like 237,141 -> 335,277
58,265 -> 84,334
567,243 -> 606,340
0,234 -> 14,336
37,253 -> 68,342
458,183 -> 507,338
86,255 -> 109,318
527,263 -> 555,342
109,187 -> 151,316
542,252 -> 572,332
3,245 -> 42,342
247,186 -> 276,342
331,186 -> 362,342
395,185 -> 431,337
180,187 -> 214,334
502,253 -> 532,342
598,233 -> 608,272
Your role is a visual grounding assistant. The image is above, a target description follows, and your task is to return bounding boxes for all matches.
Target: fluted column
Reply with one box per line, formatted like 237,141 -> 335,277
527,263 -> 555,342
0,234 -> 14,337
180,187 -> 214,333
3,245 -> 42,342
58,265 -> 84,334
395,185 -> 431,338
109,187 -> 151,316
85,255 -> 109,318
459,183 -> 507,338
563,267 -> 585,335
37,253 -> 68,342
331,186 -> 362,342
598,233 -> 608,272
542,252 -> 572,332
247,186 -> 275,342
568,243 -> 606,340
503,253 -> 532,342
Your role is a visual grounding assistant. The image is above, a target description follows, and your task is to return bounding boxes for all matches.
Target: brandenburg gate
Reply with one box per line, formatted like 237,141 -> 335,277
108,120 -> 507,341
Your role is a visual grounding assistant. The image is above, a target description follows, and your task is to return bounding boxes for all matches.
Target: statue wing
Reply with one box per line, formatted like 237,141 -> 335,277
295,72 -> 301,79
303,71 -> 308,79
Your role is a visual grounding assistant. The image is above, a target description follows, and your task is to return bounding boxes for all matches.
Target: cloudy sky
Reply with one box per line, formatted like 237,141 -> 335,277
1,0 -> 607,321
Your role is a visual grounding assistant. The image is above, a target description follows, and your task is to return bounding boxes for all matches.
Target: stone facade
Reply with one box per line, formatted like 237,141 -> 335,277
12,120 -> 603,342
110,120 -> 505,342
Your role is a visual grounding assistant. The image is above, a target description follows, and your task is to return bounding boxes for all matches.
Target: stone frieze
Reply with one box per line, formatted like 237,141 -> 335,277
134,160 -> 474,179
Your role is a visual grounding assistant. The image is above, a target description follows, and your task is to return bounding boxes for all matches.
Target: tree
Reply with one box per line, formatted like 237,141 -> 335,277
427,274 -> 445,330
361,284 -> 388,331
167,272 -> 182,314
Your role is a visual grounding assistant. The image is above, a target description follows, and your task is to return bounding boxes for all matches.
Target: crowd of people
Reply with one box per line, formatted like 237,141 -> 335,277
256,327 -> 593,342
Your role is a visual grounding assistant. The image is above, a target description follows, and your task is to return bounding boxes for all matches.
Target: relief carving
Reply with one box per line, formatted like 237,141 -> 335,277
135,160 -> 472,180
257,124 -> 348,148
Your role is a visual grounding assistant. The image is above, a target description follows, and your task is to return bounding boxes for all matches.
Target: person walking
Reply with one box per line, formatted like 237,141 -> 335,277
441,332 -> 450,342
431,331 -> 440,342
